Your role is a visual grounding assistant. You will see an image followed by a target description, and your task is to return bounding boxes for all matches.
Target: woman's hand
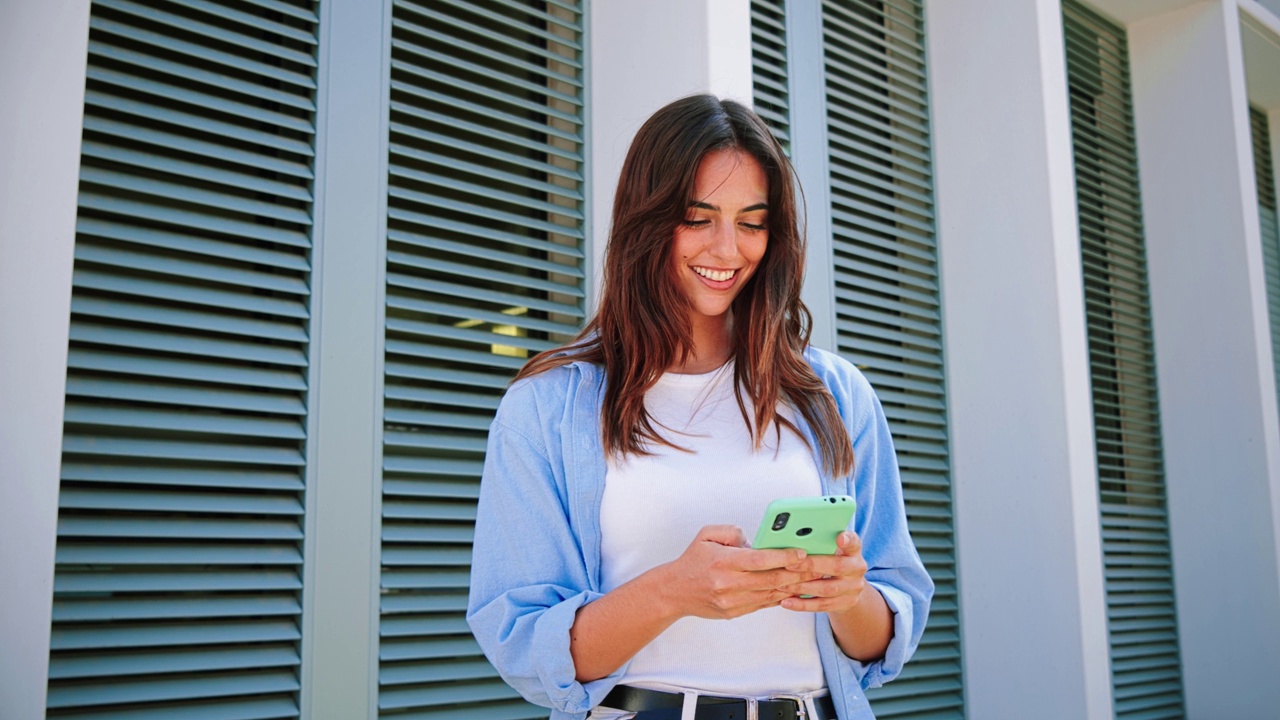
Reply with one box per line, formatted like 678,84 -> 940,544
569,524 -> 821,682
656,524 -> 821,620
776,530 -> 894,661
776,530 -> 874,613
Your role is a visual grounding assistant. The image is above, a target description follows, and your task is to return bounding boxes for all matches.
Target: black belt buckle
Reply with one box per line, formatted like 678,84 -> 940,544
767,693 -> 807,720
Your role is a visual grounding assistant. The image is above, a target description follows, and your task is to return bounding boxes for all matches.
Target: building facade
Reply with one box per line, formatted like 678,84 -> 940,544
3,0 -> 1279,718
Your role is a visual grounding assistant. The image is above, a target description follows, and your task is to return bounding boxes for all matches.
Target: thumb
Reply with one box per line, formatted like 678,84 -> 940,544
835,531 -> 860,556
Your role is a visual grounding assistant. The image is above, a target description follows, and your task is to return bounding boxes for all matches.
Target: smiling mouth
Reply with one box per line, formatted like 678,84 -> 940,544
693,267 -> 737,282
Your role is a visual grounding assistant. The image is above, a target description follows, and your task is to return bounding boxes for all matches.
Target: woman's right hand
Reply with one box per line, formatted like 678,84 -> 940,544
656,524 -> 819,620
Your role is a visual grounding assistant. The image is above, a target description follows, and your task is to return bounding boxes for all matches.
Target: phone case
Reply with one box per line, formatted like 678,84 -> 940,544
752,495 -> 856,555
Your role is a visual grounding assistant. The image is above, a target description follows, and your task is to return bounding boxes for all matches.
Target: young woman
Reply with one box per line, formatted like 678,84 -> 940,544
467,95 -> 932,720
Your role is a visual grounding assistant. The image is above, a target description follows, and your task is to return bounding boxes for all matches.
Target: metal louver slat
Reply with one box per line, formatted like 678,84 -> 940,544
1062,2 -> 1186,718
51,1 -> 317,718
1251,106 -> 1280,439
818,1 -> 962,717
49,644 -> 300,680
379,2 -> 586,718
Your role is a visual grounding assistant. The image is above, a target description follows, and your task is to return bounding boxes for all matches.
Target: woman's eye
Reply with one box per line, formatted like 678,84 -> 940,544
681,219 -> 711,227
741,222 -> 767,231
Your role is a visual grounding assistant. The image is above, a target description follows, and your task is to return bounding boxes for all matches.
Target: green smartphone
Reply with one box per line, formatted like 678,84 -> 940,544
752,495 -> 856,555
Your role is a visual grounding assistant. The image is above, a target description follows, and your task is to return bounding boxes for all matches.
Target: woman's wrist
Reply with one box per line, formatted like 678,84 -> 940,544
640,560 -> 689,625
827,583 -> 893,662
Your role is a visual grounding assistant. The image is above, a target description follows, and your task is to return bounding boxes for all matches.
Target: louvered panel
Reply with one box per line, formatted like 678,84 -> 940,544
751,0 -> 791,146
51,1 -> 317,718
1251,106 -> 1280,436
380,1 -> 586,718
822,1 -> 961,716
1063,3 -> 1186,718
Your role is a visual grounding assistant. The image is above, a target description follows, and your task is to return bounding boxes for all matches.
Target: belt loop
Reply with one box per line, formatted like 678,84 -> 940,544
746,697 -> 759,720
802,696 -> 818,720
680,690 -> 698,720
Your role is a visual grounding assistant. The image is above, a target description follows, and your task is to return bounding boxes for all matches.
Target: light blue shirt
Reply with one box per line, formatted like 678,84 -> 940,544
466,346 -> 934,720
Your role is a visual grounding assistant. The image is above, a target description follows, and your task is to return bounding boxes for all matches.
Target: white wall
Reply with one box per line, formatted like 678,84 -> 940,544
927,0 -> 1114,717
1128,1 -> 1280,715
587,0 -> 753,309
0,2 -> 91,717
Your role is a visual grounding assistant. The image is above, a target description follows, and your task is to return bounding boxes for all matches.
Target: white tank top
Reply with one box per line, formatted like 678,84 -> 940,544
599,361 -> 826,699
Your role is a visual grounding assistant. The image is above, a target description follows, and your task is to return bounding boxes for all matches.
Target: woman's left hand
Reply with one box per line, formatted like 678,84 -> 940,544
778,529 -> 893,661
776,530 -> 877,613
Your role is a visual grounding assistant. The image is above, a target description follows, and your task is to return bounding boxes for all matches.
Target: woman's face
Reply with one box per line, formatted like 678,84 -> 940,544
670,148 -> 769,330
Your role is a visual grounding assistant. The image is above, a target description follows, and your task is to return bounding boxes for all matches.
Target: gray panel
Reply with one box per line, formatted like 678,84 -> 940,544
1251,107 -> 1280,442
752,0 -> 791,146
50,1 -> 318,717
379,1 -> 586,717
1063,2 -> 1186,718
818,0 -> 962,717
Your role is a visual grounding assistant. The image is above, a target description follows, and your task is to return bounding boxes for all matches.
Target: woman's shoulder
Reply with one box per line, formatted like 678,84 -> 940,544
803,345 -> 872,397
495,358 -> 604,424
802,345 -> 880,428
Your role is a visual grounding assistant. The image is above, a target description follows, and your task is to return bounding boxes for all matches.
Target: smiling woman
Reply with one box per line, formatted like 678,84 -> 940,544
466,95 -> 932,720
670,149 -> 769,373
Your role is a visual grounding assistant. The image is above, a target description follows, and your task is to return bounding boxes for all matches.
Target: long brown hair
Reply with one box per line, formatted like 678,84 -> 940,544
516,94 -> 854,478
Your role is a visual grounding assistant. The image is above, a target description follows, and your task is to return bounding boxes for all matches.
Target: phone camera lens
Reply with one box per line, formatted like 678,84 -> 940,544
772,512 -> 790,531
796,527 -> 813,537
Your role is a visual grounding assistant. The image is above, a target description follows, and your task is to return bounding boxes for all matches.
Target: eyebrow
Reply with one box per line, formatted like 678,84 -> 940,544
689,201 -> 769,213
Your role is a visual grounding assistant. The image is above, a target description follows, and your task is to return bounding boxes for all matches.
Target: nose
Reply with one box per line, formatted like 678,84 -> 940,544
707,219 -> 739,260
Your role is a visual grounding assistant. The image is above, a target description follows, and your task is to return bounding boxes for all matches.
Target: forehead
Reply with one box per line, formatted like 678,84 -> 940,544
690,149 -> 768,200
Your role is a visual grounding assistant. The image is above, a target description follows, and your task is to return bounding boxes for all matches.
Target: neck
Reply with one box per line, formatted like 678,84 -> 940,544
671,313 -> 734,374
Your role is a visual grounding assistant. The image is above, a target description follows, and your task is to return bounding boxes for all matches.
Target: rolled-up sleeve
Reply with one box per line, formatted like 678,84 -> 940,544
466,383 -> 625,715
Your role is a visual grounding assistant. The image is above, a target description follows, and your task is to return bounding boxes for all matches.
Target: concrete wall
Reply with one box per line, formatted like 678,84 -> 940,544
1128,1 -> 1280,715
0,2 -> 91,717
926,1 -> 1114,717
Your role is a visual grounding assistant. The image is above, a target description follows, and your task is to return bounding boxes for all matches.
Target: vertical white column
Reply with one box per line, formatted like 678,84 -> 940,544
787,2 -> 837,352
587,0 -> 754,308
0,2 -> 90,716
1128,2 -> 1280,715
302,0 -> 391,717
926,1 -> 1114,718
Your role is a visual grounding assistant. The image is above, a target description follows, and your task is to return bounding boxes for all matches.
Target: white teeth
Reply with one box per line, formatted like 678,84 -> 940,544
694,267 -> 735,282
